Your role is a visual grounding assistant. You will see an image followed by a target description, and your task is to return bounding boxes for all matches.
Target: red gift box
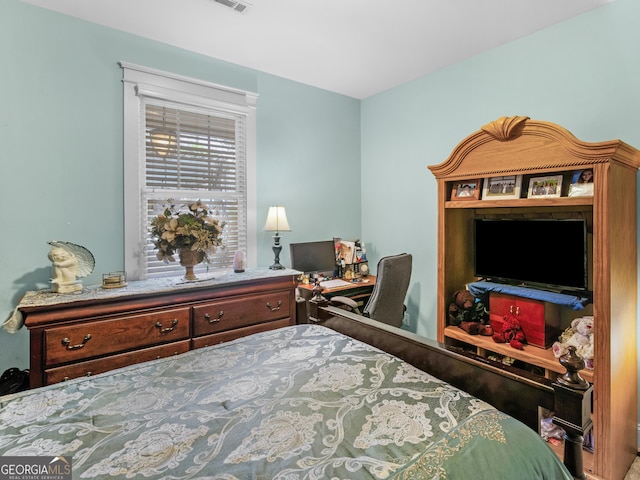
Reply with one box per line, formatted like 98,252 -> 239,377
489,292 -> 562,348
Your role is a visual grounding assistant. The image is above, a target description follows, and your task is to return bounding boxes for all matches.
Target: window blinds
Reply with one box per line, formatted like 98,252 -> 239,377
142,102 -> 247,278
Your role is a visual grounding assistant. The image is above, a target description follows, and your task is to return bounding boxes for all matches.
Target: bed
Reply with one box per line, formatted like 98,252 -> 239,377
0,313 -> 584,479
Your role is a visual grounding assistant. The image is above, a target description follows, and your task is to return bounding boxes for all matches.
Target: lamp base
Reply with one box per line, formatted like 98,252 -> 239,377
270,238 -> 285,270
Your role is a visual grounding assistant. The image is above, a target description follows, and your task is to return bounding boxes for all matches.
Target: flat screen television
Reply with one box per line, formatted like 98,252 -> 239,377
289,240 -> 337,278
473,218 -> 589,293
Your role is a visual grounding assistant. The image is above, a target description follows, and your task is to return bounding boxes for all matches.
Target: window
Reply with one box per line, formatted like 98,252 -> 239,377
121,62 -> 257,279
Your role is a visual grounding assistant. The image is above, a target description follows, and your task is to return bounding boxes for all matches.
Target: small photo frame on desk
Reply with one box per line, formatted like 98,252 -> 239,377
568,168 -> 594,197
335,239 -> 355,264
527,175 -> 562,198
353,261 -> 369,277
451,180 -> 481,200
482,175 -> 522,200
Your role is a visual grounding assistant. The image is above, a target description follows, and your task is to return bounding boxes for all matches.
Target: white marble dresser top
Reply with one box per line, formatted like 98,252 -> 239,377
17,268 -> 300,309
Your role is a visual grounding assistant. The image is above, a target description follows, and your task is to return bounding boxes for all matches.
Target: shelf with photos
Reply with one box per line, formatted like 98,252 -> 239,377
445,168 -> 594,209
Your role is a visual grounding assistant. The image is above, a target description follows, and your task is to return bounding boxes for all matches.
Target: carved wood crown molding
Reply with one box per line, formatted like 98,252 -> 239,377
480,115 -> 529,141
428,116 -> 640,179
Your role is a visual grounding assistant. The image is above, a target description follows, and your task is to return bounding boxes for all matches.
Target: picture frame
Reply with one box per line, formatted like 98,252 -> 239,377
527,175 -> 563,198
451,180 -> 481,200
335,239 -> 355,264
568,168 -> 594,197
481,175 -> 522,200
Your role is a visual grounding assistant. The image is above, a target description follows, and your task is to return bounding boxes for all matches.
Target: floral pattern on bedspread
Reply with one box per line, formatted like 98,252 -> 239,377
0,324 -> 571,480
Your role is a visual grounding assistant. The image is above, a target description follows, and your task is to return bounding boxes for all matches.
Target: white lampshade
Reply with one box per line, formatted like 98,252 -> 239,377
263,206 -> 291,232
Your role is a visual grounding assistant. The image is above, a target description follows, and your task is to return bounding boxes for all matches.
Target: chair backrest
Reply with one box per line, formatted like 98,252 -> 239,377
363,253 -> 412,327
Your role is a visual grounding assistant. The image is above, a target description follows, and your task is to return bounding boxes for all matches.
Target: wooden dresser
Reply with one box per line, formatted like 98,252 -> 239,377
18,269 -> 297,388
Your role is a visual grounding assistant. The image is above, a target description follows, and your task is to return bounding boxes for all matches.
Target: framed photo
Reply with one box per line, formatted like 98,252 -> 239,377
451,180 -> 481,200
482,175 -> 522,200
568,168 -> 594,197
527,175 -> 562,198
335,239 -> 355,264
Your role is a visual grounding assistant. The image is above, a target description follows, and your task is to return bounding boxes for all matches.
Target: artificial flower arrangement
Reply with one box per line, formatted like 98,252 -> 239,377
150,200 -> 225,263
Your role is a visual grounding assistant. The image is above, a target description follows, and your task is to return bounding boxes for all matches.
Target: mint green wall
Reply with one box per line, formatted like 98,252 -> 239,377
0,0 -> 360,370
361,0 -> 640,340
255,73 -> 361,245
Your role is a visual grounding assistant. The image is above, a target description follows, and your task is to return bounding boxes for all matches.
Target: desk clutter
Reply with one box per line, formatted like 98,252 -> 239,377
335,238 -> 368,279
290,237 -> 369,283
318,278 -> 351,289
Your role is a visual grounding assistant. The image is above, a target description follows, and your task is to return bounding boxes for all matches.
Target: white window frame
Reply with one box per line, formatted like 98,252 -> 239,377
120,62 -> 258,280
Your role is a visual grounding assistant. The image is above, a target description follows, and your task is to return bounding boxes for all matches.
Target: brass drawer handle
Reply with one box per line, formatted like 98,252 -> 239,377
61,334 -> 92,350
155,319 -> 178,333
509,305 -> 520,316
204,311 -> 224,324
266,300 -> 282,312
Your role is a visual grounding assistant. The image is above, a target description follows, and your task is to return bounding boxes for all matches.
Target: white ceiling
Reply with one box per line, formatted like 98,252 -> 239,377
22,0 -> 611,99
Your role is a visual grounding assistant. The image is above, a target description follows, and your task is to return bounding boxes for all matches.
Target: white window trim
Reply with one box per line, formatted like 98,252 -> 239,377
120,61 -> 258,280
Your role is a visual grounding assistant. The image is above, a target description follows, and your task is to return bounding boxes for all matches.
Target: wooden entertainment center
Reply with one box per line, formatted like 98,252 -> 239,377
429,116 -> 640,480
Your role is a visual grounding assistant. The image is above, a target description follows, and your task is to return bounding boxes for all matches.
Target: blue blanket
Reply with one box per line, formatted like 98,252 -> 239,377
467,281 -> 588,310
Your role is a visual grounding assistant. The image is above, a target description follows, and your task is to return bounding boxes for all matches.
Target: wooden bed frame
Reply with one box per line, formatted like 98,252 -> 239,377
309,301 -> 593,479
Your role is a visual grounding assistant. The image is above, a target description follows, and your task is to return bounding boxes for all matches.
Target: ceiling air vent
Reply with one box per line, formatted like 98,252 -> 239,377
213,0 -> 251,13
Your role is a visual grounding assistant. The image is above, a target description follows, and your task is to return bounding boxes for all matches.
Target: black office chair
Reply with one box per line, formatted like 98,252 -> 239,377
330,253 -> 412,328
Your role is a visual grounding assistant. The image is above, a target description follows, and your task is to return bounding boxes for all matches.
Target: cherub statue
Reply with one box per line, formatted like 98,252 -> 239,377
48,241 -> 95,293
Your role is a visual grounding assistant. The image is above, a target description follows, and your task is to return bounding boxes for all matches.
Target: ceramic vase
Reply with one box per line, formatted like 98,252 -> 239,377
179,249 -> 204,281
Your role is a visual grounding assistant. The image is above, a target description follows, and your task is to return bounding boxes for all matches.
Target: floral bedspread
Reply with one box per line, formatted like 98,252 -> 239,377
0,325 -> 571,479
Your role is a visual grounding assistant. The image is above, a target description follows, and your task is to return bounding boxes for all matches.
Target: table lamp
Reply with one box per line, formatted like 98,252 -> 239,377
263,206 -> 291,270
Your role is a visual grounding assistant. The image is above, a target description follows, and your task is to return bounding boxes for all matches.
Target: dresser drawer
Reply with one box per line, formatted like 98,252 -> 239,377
44,307 -> 191,366
192,318 -> 291,349
45,340 -> 191,385
193,292 -> 291,337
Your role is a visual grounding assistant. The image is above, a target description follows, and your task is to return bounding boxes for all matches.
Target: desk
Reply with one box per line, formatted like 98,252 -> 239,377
296,276 -> 376,323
